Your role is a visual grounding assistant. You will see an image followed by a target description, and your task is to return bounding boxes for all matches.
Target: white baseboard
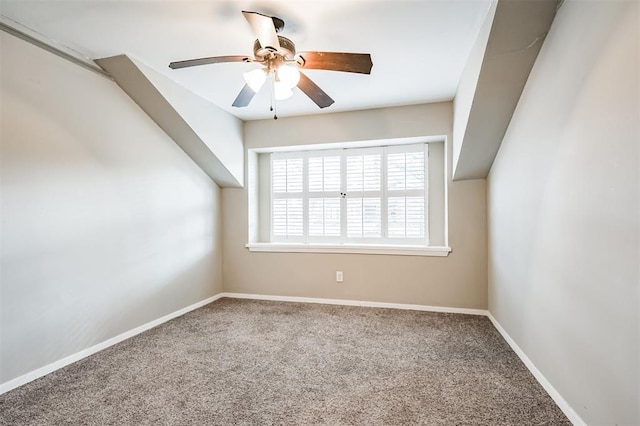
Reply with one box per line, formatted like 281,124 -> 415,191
0,293 -> 224,396
486,313 -> 586,426
219,292 -> 488,316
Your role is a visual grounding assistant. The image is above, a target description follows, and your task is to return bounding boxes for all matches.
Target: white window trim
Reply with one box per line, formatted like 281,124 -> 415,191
246,242 -> 451,257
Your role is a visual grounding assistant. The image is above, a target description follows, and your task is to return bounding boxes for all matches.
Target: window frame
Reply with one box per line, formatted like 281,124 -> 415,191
246,136 -> 451,257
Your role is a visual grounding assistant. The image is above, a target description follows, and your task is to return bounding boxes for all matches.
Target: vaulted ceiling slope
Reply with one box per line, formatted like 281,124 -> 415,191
96,54 -> 245,187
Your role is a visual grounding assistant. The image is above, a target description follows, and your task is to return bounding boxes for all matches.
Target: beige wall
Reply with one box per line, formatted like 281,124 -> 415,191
487,1 -> 639,424
223,103 -> 487,309
0,32 -> 223,383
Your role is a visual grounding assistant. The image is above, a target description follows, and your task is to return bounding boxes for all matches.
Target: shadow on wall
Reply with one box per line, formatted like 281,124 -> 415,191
1,201 -> 220,382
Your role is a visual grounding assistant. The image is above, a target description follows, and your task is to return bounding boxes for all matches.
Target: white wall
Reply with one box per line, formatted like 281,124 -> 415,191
0,32 -> 223,384
223,103 -> 487,309
487,1 -> 639,424
453,0 -> 495,172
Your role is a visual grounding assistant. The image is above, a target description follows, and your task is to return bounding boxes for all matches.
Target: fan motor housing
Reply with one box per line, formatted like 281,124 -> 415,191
253,36 -> 296,60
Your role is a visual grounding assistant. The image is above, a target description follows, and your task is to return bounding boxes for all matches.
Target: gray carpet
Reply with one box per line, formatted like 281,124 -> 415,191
0,298 -> 570,425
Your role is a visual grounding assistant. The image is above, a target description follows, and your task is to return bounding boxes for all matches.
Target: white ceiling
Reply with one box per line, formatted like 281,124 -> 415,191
0,0 -> 492,121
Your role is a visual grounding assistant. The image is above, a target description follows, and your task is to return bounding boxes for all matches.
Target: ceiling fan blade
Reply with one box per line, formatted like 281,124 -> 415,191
297,71 -> 334,109
232,84 -> 257,108
297,52 -> 373,74
242,11 -> 280,51
169,55 -> 249,70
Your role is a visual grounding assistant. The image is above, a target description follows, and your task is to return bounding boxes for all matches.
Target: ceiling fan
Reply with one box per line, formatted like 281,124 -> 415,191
169,11 -> 373,116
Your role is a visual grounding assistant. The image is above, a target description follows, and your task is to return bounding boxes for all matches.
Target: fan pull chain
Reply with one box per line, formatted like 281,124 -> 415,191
270,74 -> 278,120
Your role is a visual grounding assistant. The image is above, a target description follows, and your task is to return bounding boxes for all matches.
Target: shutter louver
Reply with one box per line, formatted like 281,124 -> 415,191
272,159 -> 287,193
406,196 -> 425,238
347,198 -> 363,237
387,153 -> 406,191
348,197 -> 381,238
387,152 -> 424,191
309,198 -> 340,236
363,198 -> 382,237
272,199 -> 303,237
272,199 -> 287,236
323,157 -> 341,192
286,199 -> 303,236
308,157 -> 323,192
388,197 -> 405,238
286,158 -> 303,193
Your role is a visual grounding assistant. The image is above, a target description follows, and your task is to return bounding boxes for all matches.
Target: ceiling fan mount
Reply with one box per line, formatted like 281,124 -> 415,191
169,11 -> 373,112
252,36 -> 296,62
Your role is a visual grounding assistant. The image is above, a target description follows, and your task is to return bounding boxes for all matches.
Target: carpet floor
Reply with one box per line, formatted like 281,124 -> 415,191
0,298 -> 570,425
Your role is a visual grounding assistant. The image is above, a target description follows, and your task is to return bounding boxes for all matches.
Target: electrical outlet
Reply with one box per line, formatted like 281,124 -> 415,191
336,271 -> 344,282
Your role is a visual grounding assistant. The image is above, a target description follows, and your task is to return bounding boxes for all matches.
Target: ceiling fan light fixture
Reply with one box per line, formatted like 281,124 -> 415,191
243,68 -> 267,92
277,65 -> 300,89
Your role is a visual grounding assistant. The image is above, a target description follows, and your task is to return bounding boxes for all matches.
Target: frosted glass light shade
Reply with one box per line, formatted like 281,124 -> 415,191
243,68 -> 267,92
277,65 -> 300,88
274,82 -> 293,100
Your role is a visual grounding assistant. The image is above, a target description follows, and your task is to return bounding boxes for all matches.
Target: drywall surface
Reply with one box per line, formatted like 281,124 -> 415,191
131,58 -> 244,186
0,32 -> 223,384
223,103 -> 488,309
95,55 -> 244,187
487,1 -> 639,424
453,0 -> 557,181
453,0 -> 495,171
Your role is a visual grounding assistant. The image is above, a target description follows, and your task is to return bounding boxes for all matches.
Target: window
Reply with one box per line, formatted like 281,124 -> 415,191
247,138 -> 449,256
270,144 -> 428,246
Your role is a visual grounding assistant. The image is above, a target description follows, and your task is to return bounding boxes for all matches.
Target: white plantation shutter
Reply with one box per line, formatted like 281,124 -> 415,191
386,145 -> 426,240
307,151 -> 342,241
345,149 -> 382,240
271,154 -> 305,242
271,143 -> 428,245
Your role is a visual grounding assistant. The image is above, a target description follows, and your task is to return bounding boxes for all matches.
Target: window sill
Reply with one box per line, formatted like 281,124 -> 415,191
245,243 -> 451,257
